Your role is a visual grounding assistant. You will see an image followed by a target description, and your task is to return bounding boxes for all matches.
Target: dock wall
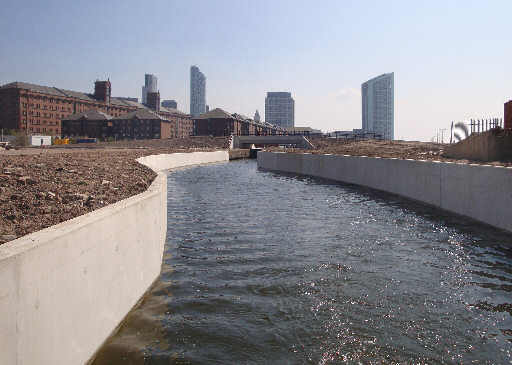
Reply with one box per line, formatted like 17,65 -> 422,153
258,151 -> 512,232
0,151 -> 229,365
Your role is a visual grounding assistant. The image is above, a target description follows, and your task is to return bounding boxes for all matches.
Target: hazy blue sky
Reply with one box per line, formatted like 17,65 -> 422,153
1,0 -> 510,141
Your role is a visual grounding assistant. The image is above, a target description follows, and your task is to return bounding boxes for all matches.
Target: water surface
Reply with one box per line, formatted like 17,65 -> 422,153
92,160 -> 512,364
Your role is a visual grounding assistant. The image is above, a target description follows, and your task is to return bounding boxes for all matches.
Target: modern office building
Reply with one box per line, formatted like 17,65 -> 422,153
254,110 -> 261,122
265,92 -> 295,127
141,74 -> 157,105
161,99 -> 177,109
361,72 -> 394,140
190,66 -> 206,117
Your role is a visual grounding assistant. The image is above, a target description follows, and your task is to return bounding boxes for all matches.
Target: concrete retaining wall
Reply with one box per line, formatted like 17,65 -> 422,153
0,151 -> 229,365
136,151 -> 228,172
258,151 -> 512,232
443,131 -> 512,162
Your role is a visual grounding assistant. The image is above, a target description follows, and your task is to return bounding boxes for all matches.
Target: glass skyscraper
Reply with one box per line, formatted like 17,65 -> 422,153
141,74 -> 157,105
265,92 -> 295,127
361,72 -> 394,140
190,66 -> 206,117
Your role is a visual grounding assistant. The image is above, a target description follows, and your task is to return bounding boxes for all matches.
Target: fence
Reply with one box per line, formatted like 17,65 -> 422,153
450,118 -> 503,143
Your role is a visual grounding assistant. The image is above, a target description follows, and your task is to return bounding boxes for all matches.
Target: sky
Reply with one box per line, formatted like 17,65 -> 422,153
1,0 -> 510,141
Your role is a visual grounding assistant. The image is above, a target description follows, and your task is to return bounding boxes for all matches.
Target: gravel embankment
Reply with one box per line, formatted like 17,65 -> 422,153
0,137 -> 230,245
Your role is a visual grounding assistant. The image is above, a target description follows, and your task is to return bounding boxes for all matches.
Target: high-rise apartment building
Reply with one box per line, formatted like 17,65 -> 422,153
361,72 -> 394,140
265,92 -> 294,127
254,109 -> 261,122
141,74 -> 157,105
190,66 -> 206,117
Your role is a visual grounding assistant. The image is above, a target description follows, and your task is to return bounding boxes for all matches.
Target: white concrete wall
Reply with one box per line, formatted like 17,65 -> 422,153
0,151 -> 229,365
136,151 -> 228,172
258,151 -> 512,232
31,135 -> 52,146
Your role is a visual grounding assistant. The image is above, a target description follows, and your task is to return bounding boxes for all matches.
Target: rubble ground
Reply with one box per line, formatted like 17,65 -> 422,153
0,137 -> 230,245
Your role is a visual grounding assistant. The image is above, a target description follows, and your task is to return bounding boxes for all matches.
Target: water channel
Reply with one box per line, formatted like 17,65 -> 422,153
92,160 -> 512,364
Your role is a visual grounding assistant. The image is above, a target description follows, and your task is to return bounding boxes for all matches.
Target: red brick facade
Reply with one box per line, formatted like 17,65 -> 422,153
159,108 -> 194,138
193,108 -> 284,137
146,92 -> 160,112
0,80 -> 194,139
0,81 -> 135,136
505,100 -> 512,130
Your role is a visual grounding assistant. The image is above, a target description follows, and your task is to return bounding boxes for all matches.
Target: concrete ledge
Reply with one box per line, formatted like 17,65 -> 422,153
258,151 -> 512,232
136,150 -> 228,172
0,151 -> 229,365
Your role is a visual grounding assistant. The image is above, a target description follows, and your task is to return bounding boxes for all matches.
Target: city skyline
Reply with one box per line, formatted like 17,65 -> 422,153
1,1 -> 510,141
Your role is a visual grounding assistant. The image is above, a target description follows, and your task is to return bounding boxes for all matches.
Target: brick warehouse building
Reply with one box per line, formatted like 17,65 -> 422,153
193,108 -> 284,136
0,79 -> 194,138
0,80 -> 136,135
113,109 -> 172,140
143,90 -> 193,138
61,109 -> 114,139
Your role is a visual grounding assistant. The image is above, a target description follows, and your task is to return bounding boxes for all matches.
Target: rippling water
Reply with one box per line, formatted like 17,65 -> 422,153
92,160 -> 512,364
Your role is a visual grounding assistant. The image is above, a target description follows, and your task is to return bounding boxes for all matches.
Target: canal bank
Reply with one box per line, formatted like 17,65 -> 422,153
258,151 -> 512,233
0,151 -> 228,365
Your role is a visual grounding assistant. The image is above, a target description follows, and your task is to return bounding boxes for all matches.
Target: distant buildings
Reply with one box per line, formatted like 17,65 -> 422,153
113,108 -> 171,140
141,74 -> 157,106
61,110 -> 113,140
0,80 -> 134,135
162,100 -> 177,109
146,91 -> 160,112
265,92 -> 295,127
361,72 -> 394,140
117,97 -> 138,102
193,108 -> 284,136
282,126 -> 322,137
0,77 -> 194,139
190,66 -> 206,117
254,110 -> 261,122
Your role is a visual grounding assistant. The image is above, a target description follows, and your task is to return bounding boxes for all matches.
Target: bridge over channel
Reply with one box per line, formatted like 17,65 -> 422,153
231,135 -> 315,150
